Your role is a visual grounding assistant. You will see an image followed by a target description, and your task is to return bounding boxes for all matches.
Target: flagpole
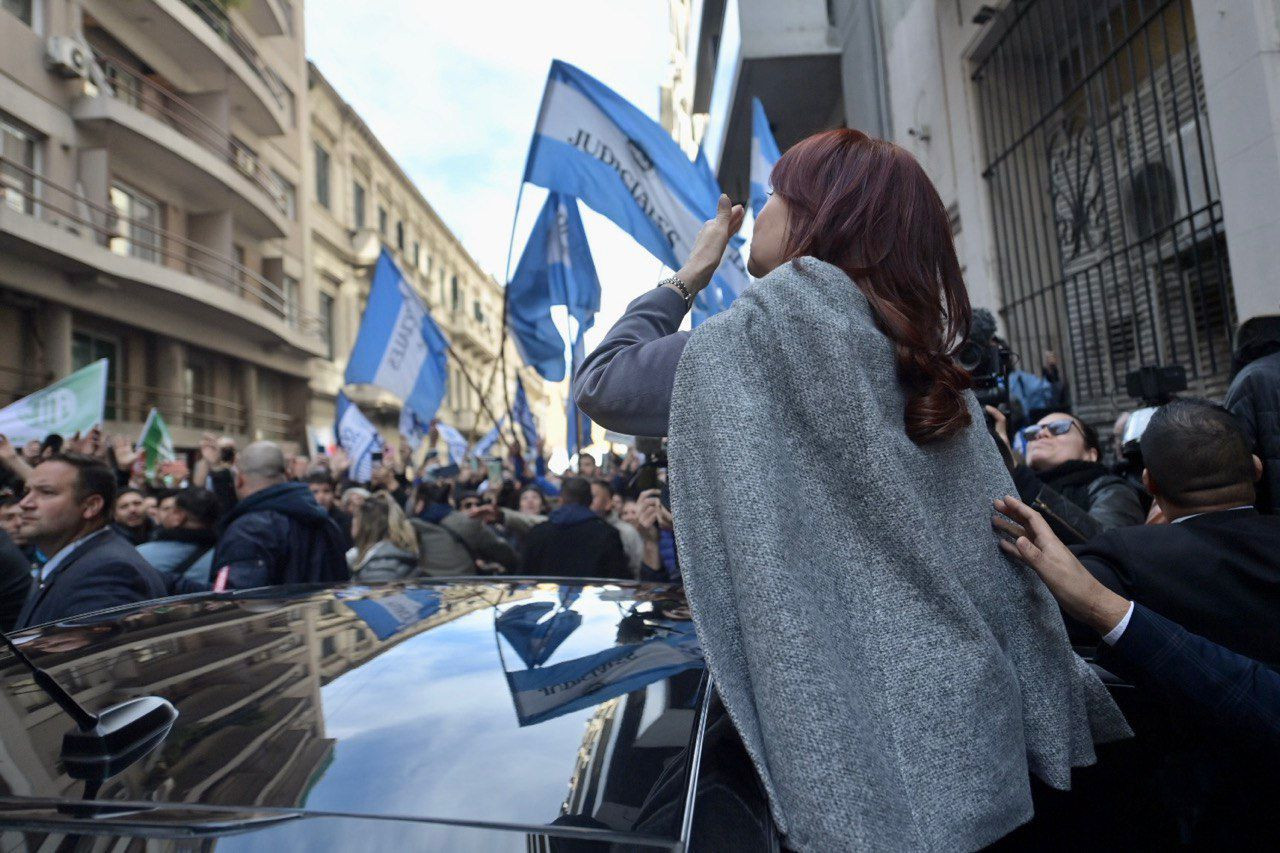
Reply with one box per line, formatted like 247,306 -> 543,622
482,181 -> 526,411
443,343 -> 508,448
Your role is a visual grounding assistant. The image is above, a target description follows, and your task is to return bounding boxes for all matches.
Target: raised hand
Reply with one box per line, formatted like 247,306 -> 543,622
676,194 -> 746,293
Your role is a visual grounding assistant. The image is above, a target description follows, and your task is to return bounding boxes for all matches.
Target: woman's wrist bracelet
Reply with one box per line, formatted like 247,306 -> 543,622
658,275 -> 694,310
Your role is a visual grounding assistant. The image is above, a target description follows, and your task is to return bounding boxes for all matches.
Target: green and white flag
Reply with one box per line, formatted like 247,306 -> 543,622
138,407 -> 175,477
0,360 -> 108,445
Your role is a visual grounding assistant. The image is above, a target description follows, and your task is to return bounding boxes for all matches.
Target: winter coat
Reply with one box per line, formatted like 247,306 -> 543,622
1226,349 -> 1280,513
137,528 -> 215,594
212,482 -> 350,589
1012,460 -> 1147,545
410,506 -> 519,576
519,504 -> 630,580
352,540 -> 420,582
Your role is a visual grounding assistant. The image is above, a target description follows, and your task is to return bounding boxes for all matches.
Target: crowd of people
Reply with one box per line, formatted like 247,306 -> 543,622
0,422 -> 682,633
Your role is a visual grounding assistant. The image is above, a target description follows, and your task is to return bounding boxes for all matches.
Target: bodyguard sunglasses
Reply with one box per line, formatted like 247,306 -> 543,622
1019,419 -> 1080,443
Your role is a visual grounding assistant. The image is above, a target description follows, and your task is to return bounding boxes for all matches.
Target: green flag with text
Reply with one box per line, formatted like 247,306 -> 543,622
138,407 -> 175,477
0,360 -> 108,445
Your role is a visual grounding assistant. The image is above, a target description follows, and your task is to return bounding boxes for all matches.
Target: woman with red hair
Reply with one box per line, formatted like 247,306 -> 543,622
575,129 -> 1127,850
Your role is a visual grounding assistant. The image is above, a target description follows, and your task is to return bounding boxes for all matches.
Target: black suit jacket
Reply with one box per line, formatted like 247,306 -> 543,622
1074,508 -> 1280,665
520,516 -> 631,580
1097,603 -> 1280,750
15,528 -> 167,630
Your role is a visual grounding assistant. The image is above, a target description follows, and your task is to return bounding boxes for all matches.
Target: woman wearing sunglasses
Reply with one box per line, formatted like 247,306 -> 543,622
989,407 -> 1146,545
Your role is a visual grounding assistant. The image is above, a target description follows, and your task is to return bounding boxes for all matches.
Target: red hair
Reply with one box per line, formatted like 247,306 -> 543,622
770,129 -> 973,445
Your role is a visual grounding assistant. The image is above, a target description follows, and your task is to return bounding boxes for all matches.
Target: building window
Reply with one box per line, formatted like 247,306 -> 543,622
450,275 -> 459,311
0,114 -> 37,214
313,142 -> 331,209
1,0 -> 33,26
473,299 -> 484,324
395,220 -> 405,252
109,182 -> 161,263
72,331 -> 118,419
412,241 -> 420,269
271,169 -> 296,219
377,205 -> 387,238
319,291 -> 335,359
282,273 -> 300,324
352,181 -> 366,228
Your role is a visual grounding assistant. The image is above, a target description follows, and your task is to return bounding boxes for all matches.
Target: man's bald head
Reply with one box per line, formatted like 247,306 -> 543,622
237,441 -> 287,497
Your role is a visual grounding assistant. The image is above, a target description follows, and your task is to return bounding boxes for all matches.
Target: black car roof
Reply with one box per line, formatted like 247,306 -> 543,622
0,579 -> 707,848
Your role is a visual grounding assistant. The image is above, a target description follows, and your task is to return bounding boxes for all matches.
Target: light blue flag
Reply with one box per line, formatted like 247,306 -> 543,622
335,392 -> 385,483
566,336 -> 593,456
435,421 -> 469,464
509,193 -> 600,382
523,60 -> 749,325
344,249 -> 449,425
750,98 -> 782,218
512,376 -> 539,451
502,620 -> 702,727
470,416 -> 506,458
398,406 -> 432,451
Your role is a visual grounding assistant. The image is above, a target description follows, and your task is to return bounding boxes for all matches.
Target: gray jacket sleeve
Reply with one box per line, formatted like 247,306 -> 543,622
572,286 -> 690,438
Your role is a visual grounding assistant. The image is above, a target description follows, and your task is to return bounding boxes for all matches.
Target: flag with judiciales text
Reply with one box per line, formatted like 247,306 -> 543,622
335,392 -> 385,483
523,60 -> 750,325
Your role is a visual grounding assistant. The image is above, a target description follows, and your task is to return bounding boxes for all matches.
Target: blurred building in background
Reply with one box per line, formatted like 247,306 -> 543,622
0,0 -> 547,453
0,0 -> 316,447
675,0 -> 1280,423
307,64 -> 549,449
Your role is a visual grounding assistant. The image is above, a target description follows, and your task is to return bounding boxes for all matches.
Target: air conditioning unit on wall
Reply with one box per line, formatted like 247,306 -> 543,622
46,37 -> 91,79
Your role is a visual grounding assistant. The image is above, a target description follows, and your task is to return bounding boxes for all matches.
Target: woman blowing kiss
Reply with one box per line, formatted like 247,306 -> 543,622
575,130 -> 1129,851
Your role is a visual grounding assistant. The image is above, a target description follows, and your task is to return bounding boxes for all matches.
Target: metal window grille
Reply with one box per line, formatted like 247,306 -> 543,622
973,0 -> 1235,424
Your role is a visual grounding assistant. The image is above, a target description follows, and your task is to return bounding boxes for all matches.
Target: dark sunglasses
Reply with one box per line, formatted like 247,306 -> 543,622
1019,419 -> 1079,443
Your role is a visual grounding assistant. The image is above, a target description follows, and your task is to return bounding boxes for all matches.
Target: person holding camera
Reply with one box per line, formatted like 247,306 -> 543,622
988,407 -> 1146,545
576,129 -> 1127,851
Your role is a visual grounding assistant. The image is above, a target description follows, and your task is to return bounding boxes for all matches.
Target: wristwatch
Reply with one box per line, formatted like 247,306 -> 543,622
657,275 -> 694,311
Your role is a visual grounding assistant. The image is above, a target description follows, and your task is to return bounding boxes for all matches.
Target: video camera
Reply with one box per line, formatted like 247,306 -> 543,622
957,309 -> 1012,410
1118,364 -> 1186,464
629,436 -> 668,500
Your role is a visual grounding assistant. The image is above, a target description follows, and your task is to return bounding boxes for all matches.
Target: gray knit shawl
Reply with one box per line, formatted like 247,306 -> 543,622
668,257 -> 1130,852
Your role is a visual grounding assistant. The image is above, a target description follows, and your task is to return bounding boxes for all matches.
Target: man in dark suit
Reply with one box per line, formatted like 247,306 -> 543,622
992,494 -> 1280,749
1070,398 -> 1280,665
14,453 -> 166,630
521,478 -> 630,580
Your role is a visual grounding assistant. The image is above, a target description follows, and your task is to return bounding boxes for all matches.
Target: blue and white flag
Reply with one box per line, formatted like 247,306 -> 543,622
523,60 -> 749,325
435,421 -> 469,464
503,621 -> 702,727
566,336 -> 593,456
509,192 -> 600,382
341,589 -> 441,641
335,392 -> 385,483
470,416 -> 506,459
344,250 -> 449,425
750,98 -> 782,218
512,375 -> 539,451
398,405 -> 432,451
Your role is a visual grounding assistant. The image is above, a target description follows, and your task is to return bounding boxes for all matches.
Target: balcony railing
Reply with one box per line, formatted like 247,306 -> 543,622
93,51 -> 287,214
181,0 -> 288,111
0,156 -> 322,340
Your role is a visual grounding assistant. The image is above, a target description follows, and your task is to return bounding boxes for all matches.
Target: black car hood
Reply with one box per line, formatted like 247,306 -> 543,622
0,579 -> 706,848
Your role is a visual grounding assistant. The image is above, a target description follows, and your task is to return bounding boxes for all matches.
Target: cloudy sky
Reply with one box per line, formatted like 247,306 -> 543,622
306,0 -> 676,360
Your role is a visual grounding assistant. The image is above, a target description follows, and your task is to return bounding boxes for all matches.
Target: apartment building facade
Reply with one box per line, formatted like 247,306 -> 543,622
0,0 -> 317,447
307,64 -> 550,448
679,0 -> 1280,425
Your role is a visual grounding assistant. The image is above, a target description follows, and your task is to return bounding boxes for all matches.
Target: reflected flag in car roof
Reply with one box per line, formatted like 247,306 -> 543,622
502,621 -> 703,727
341,589 -> 442,641
495,601 -> 584,670
522,60 -> 748,326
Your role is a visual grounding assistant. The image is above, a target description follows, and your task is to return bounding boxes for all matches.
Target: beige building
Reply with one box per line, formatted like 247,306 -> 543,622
306,63 -> 550,452
0,0 -> 318,448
